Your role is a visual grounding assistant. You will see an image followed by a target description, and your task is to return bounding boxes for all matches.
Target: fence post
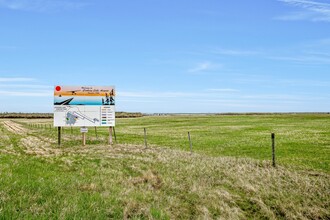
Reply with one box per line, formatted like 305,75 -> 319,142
144,128 -> 148,148
272,133 -> 276,167
188,132 -> 192,154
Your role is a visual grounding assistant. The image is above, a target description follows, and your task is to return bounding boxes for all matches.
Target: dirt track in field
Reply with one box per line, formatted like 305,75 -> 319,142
2,120 -> 28,135
2,120 -> 167,160
2,120 -> 62,157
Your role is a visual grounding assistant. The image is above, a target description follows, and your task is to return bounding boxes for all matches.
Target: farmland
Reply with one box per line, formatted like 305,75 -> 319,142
0,114 -> 329,219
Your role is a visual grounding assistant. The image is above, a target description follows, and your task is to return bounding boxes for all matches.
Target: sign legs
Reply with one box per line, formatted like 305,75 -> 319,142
58,127 -> 61,146
82,132 -> 86,146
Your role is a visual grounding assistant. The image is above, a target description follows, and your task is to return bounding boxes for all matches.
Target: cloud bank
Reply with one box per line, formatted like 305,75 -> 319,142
277,0 -> 330,22
0,0 -> 89,12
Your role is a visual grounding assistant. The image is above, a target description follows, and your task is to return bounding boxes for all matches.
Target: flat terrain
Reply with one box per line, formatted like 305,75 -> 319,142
116,114 -> 330,172
0,114 -> 329,219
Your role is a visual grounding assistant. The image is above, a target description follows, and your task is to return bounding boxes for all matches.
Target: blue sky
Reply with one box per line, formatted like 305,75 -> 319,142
0,0 -> 329,113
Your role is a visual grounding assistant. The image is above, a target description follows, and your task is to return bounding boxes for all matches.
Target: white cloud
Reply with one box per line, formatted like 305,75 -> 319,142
279,79 -> 330,87
262,38 -> 330,65
0,90 -> 52,97
276,11 -> 313,20
0,77 -> 36,82
119,90 -> 236,100
118,91 -> 197,98
268,54 -> 330,64
188,61 -> 221,73
119,89 -> 240,99
0,0 -> 89,12
241,94 -> 305,100
118,89 -> 330,113
277,0 -> 330,22
206,88 -> 240,92
213,48 -> 260,56
0,79 -> 53,97
0,84 -> 53,89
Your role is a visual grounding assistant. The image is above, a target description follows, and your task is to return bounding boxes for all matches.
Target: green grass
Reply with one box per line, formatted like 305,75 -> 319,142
0,114 -> 329,219
110,114 -> 330,172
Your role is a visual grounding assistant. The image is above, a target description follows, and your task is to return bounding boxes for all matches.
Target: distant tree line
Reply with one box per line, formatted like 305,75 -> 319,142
0,112 -> 53,119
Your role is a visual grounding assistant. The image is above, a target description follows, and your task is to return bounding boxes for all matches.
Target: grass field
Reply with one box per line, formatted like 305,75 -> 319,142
0,114 -> 329,219
115,114 -> 330,172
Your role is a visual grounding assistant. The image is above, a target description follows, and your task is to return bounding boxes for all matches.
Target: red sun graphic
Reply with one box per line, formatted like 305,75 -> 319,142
55,86 -> 61,91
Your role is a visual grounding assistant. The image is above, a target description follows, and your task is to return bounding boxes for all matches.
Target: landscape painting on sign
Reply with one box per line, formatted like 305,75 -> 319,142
54,85 -> 115,106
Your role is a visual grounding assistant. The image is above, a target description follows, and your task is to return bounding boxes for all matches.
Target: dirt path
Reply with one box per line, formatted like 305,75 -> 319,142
1,120 -> 177,160
2,120 -> 28,135
2,120 -> 62,157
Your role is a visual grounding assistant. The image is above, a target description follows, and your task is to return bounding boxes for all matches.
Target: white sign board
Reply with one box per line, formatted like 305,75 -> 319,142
80,127 -> 88,133
53,85 -> 115,127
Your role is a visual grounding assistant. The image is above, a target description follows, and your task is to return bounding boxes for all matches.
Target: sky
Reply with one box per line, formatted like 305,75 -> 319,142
0,0 -> 330,113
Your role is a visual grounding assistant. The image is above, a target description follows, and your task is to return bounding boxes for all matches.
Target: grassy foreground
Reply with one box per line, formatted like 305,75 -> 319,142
0,114 -> 329,219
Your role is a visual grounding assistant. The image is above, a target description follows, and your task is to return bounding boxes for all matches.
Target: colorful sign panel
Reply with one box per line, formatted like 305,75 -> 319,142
53,86 -> 115,127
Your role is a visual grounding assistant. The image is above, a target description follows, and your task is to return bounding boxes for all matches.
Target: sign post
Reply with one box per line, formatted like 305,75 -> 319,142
83,133 -> 86,146
94,126 -> 98,138
58,127 -> 61,146
81,127 -> 88,146
113,127 -> 117,143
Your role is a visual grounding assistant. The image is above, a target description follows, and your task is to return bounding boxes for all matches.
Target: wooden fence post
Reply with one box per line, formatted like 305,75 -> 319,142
188,132 -> 192,154
144,128 -> 148,148
272,133 -> 276,167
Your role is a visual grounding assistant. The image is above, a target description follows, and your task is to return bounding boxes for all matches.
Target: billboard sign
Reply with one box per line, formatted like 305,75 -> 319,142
53,85 -> 115,127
